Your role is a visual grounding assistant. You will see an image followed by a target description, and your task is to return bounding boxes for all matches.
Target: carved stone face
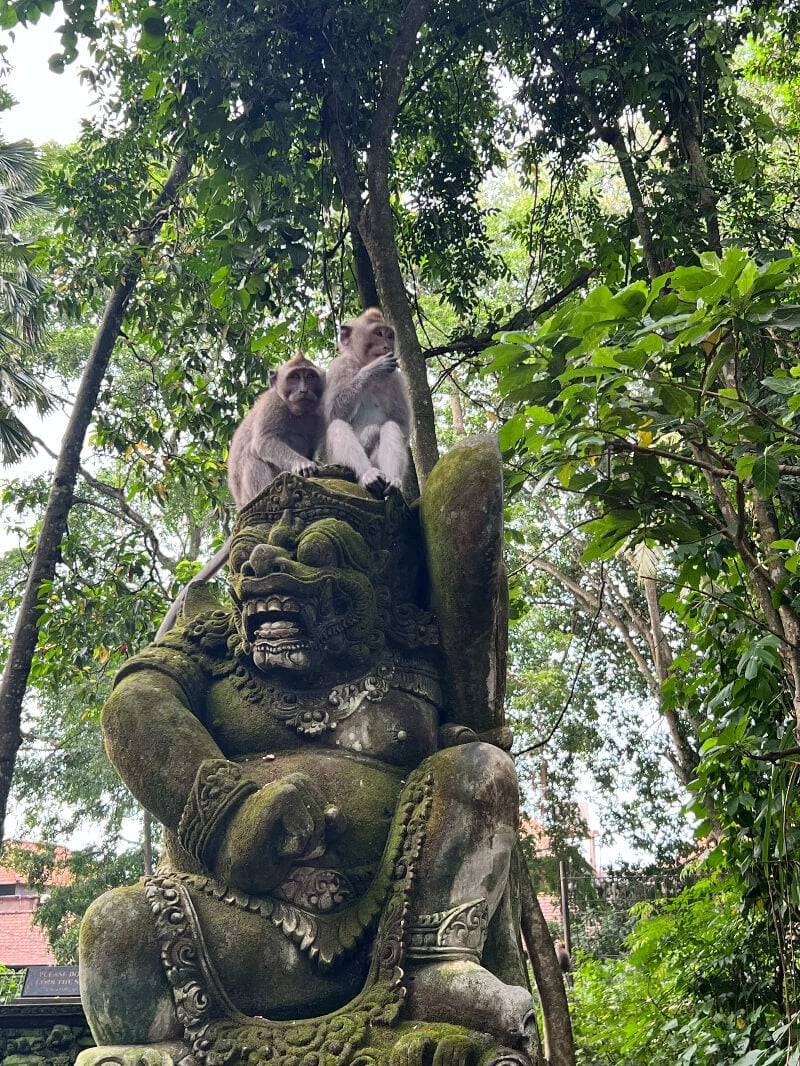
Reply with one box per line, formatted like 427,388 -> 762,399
228,514 -> 388,679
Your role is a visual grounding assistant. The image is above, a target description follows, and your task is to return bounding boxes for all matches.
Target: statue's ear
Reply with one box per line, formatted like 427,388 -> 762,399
420,436 -> 508,735
268,369 -> 278,388
180,583 -> 222,623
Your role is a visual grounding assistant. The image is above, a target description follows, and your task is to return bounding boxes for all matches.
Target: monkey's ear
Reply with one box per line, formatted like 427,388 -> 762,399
269,369 -> 278,388
339,324 -> 353,346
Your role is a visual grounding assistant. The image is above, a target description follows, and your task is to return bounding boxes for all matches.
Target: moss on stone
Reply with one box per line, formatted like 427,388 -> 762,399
420,437 -> 507,733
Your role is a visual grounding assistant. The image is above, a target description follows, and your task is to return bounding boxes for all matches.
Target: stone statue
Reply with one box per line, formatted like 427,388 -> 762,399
77,438 -> 540,1066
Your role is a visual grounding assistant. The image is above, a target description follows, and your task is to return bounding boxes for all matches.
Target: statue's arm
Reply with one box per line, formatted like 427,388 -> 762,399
102,670 -> 333,893
102,671 -> 224,831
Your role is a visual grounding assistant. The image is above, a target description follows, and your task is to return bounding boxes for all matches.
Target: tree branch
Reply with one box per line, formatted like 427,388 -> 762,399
0,150 -> 191,848
423,267 -> 597,361
77,466 -> 177,570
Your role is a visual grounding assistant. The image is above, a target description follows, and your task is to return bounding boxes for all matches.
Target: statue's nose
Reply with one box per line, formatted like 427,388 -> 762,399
241,543 -> 291,578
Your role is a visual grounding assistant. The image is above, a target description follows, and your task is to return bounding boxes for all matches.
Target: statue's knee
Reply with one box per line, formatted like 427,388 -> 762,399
80,884 -> 178,1045
431,742 -> 519,819
80,888 -> 120,971
80,884 -> 155,975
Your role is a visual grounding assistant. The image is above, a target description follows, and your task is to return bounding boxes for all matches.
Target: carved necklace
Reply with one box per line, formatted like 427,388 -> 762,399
227,652 -> 443,737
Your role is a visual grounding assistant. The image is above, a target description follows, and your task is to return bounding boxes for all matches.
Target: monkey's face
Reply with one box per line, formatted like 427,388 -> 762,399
340,309 -> 394,366
362,320 -> 394,364
228,516 -> 386,679
280,365 -> 325,417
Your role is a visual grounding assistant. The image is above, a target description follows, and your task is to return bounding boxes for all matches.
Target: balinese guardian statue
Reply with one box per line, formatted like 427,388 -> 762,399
77,438 -> 540,1066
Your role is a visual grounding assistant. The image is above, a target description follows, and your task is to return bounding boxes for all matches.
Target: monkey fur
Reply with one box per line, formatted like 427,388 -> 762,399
228,351 -> 326,505
156,352 -> 325,637
324,308 -> 411,496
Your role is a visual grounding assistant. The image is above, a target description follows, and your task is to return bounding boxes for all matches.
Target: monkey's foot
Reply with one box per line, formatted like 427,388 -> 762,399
359,466 -> 389,494
76,1042 -> 193,1066
291,458 -> 319,477
404,960 -> 539,1058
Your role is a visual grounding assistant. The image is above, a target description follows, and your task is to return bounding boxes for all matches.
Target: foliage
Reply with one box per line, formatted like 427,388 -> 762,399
2,842 -> 146,964
0,123 -> 52,462
571,875 -> 790,1066
0,967 -> 25,1002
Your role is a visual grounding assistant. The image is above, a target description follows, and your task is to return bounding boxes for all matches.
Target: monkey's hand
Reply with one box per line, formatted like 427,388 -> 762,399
291,457 -> 319,477
211,772 -> 344,895
361,352 -> 399,377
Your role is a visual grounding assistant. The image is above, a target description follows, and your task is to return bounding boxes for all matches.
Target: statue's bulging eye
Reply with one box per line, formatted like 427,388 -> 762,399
296,534 -> 338,569
230,533 -> 263,573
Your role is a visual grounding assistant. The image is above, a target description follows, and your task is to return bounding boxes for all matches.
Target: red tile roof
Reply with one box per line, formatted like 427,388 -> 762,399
0,895 -> 56,966
0,841 -> 69,967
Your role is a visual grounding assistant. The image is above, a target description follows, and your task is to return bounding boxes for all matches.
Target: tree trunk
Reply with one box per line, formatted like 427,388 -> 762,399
143,810 -> 154,876
515,847 -> 576,1066
323,0 -> 440,485
450,386 -> 467,437
0,151 -> 190,848
669,91 -> 723,257
642,576 -> 698,782
537,42 -> 661,280
321,94 -> 380,310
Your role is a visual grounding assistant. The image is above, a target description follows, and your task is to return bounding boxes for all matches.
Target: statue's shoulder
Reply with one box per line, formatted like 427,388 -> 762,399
112,608 -> 238,708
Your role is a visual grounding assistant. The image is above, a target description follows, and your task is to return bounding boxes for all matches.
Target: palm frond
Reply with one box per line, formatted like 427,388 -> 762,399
0,139 -> 41,192
0,400 -> 36,464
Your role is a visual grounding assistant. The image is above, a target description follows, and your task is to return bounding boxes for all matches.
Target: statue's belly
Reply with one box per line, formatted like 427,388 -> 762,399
236,747 -> 406,871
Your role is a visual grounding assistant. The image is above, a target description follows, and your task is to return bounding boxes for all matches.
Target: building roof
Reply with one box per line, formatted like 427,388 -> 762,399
0,895 -> 56,966
0,842 -> 67,968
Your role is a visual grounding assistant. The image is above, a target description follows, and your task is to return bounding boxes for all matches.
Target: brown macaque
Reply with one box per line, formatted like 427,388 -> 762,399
553,939 -> 573,985
156,353 -> 325,637
324,308 -> 411,495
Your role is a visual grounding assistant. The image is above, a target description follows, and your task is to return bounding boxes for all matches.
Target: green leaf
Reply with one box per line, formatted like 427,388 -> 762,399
733,153 -> 757,182
762,375 -> 800,395
486,342 -> 527,373
142,14 -> 166,37
735,455 -> 756,480
657,384 -> 692,417
209,286 -> 227,309
525,405 -> 556,425
750,452 -> 780,497
672,266 -> 715,291
498,413 -> 527,451
766,307 -> 800,330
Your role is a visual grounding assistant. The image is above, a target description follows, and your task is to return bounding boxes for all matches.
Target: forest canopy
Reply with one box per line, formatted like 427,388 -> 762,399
1,0 -> 800,1062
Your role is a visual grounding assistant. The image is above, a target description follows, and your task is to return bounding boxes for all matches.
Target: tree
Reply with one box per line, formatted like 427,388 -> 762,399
0,150 -> 189,846
1,0 -> 800,1054
0,119 -> 52,462
489,248 -> 800,1010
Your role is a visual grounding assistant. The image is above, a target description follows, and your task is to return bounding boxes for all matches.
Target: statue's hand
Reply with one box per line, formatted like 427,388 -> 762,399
213,772 -> 338,894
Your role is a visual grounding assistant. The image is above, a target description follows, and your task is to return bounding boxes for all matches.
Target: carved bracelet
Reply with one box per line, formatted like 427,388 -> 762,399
178,758 -> 258,869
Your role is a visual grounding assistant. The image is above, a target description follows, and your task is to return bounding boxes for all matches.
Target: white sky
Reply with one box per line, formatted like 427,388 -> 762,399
2,7 -> 94,145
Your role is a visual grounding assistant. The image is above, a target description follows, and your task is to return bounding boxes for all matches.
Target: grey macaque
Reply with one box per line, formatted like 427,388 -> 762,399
156,352 -> 325,637
324,308 -> 411,495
